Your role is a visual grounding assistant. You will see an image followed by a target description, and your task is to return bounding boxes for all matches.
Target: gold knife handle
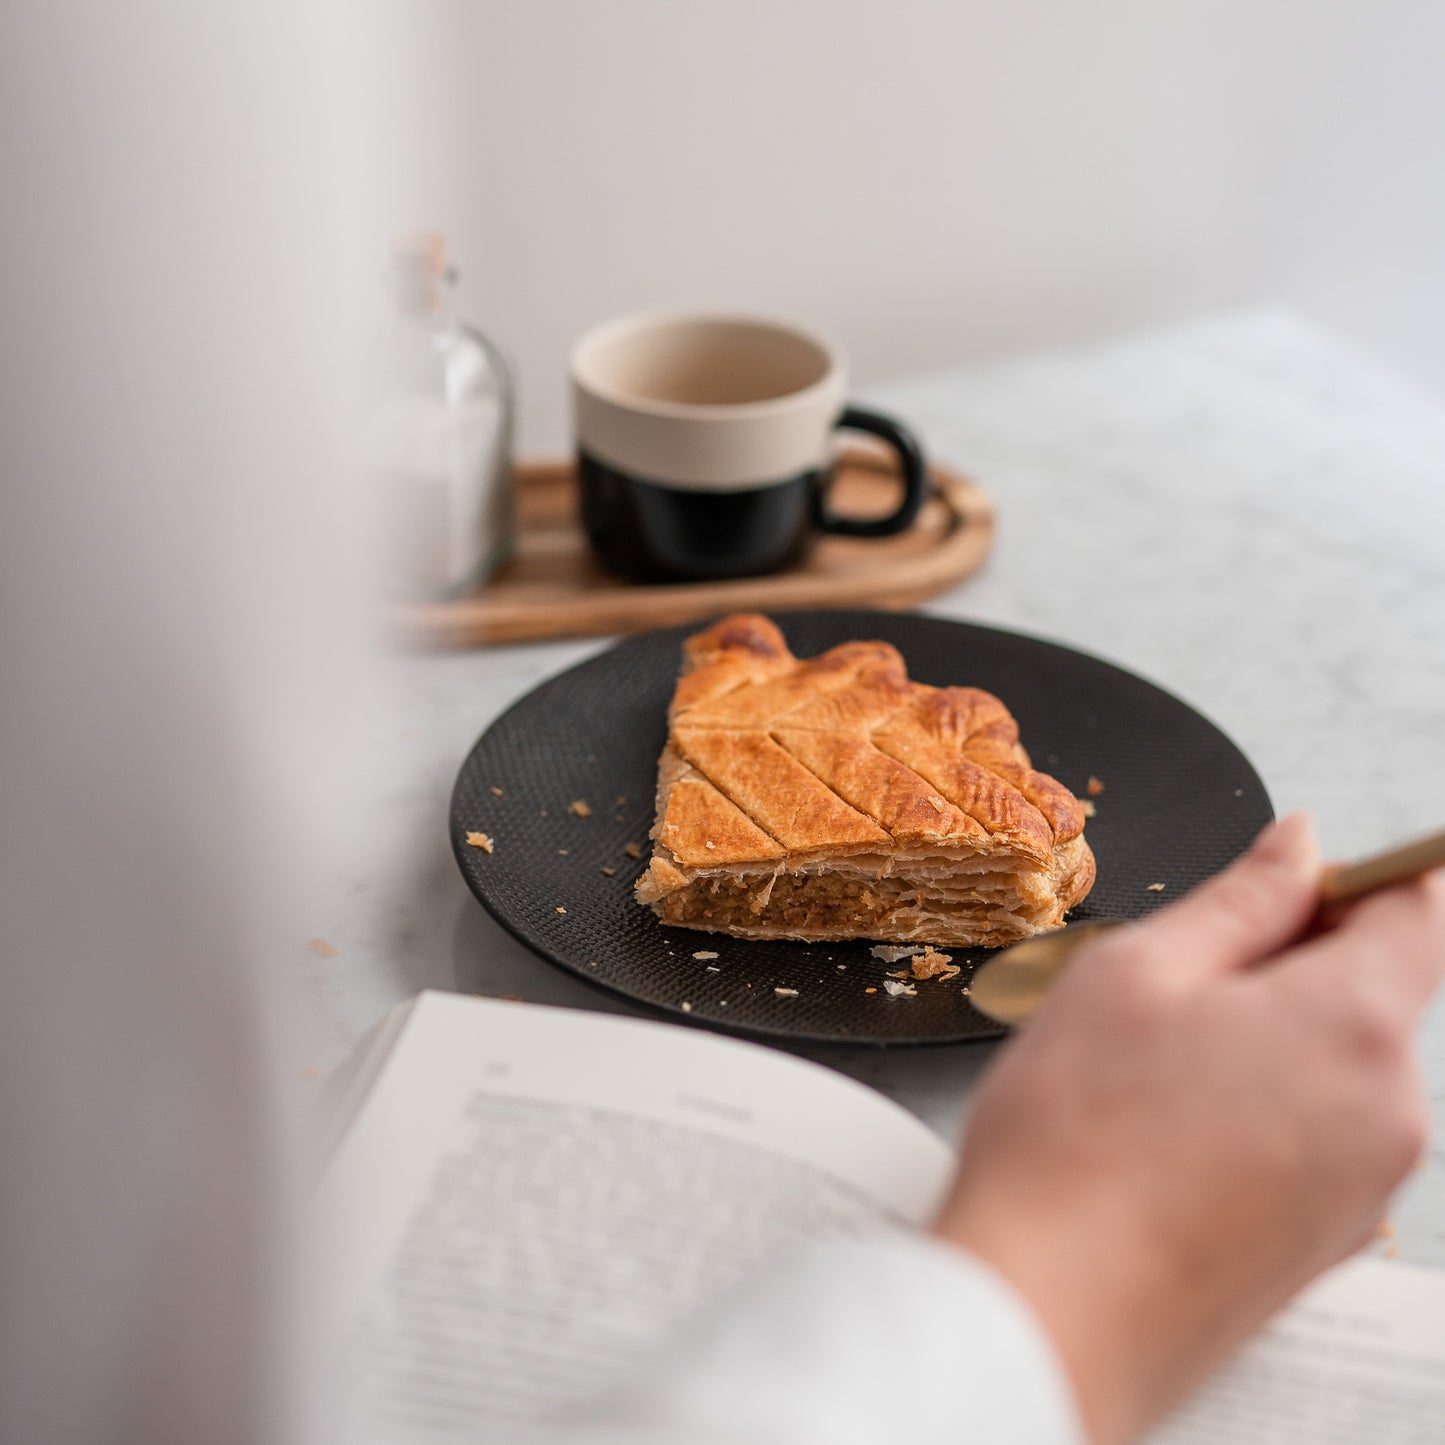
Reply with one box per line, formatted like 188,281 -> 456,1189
1319,829 -> 1445,906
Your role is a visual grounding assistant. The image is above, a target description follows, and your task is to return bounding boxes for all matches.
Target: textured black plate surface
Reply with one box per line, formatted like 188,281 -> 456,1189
451,611 -> 1272,1045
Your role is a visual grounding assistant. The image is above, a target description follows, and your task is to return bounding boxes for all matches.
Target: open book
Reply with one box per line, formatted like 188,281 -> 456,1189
325,991 -> 1445,1443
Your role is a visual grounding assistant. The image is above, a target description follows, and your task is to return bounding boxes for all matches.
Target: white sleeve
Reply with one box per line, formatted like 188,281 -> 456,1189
565,1228 -> 1085,1445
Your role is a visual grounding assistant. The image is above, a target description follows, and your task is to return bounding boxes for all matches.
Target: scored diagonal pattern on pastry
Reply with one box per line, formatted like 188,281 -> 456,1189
637,614 -> 1096,946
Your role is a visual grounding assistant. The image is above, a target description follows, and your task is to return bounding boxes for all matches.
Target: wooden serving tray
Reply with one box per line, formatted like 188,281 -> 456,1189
392,448 -> 993,648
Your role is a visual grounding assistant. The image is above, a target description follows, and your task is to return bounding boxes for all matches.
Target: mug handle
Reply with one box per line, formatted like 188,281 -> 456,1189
815,405 -> 930,538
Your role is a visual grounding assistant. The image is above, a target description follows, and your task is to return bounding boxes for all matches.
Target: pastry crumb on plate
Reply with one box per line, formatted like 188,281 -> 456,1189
905,947 -> 960,981
870,944 -> 923,963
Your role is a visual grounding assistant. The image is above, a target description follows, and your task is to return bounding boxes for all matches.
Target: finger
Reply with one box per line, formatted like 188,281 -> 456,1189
1271,871 -> 1445,1025
1122,813 -> 1321,983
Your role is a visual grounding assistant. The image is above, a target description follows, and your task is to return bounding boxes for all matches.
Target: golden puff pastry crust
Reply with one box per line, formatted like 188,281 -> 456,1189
636,613 -> 1096,947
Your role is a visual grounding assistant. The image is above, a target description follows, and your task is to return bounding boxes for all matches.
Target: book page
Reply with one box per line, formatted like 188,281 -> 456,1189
316,998 -> 418,1159
324,992 -> 954,1443
1152,1256 -> 1445,1443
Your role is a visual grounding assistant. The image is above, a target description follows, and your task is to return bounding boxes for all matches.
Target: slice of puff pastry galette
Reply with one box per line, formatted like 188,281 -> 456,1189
635,613 -> 1095,947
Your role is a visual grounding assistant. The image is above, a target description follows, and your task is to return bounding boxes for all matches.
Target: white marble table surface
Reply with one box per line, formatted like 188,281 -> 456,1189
297,311 -> 1445,1266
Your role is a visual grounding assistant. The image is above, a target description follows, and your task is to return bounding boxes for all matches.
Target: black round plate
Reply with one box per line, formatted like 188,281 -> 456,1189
451,611 -> 1272,1045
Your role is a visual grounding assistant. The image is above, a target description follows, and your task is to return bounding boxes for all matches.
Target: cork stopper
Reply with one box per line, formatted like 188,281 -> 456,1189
389,230 -> 450,312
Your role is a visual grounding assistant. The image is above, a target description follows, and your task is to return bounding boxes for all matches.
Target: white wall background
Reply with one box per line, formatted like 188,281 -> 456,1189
377,0 -> 1445,452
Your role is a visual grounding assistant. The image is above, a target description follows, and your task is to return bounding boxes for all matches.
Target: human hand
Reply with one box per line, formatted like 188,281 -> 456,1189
935,815 -> 1445,1445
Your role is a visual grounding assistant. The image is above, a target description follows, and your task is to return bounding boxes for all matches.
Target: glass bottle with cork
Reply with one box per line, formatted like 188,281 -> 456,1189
368,232 -> 515,599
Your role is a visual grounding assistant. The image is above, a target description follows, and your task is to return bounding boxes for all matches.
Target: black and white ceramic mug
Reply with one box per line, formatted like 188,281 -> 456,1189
571,313 -> 928,582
